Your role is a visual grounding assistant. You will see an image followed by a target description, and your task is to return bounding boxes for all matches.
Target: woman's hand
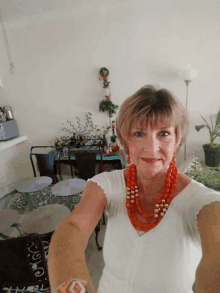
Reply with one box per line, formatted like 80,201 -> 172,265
54,278 -> 96,293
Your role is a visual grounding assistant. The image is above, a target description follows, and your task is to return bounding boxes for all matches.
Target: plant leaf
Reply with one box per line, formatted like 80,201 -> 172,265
200,114 -> 211,130
210,114 -> 214,131
195,125 -> 206,132
215,110 -> 220,128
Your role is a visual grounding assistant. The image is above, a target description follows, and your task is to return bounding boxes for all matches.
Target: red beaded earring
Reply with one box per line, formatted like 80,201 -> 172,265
127,154 -> 131,164
173,150 -> 176,165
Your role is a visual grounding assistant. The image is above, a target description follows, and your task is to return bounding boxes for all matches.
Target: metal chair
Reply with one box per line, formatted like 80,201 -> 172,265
67,141 -> 106,250
74,152 -> 98,180
68,139 -> 104,180
30,146 -> 61,184
0,233 -> 50,293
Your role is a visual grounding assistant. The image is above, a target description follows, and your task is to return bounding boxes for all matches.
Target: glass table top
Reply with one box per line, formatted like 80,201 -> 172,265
0,181 -> 83,239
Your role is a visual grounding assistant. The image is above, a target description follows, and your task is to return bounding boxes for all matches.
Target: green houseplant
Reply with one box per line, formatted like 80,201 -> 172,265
99,99 -> 119,117
195,110 -> 220,167
185,149 -> 220,191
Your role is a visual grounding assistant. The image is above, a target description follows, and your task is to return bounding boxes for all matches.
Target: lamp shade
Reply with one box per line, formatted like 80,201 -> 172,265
178,63 -> 199,81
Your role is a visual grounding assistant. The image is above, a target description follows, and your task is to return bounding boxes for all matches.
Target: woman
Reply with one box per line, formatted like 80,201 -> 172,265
48,85 -> 220,293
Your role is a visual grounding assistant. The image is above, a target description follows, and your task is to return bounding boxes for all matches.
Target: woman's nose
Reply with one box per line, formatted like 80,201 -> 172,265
142,137 -> 160,153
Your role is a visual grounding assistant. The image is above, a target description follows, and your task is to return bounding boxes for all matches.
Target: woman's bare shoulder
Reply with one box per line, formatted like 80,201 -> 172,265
178,171 -> 192,191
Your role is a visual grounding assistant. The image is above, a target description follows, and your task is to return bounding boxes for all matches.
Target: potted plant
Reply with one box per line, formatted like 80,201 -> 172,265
99,99 -> 119,117
185,149 -> 220,191
195,110 -> 220,167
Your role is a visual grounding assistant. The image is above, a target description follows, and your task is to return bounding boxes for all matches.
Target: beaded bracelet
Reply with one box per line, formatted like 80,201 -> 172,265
54,278 -> 94,293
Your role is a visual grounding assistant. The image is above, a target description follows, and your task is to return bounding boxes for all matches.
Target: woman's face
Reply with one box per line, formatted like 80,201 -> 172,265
127,121 -> 180,174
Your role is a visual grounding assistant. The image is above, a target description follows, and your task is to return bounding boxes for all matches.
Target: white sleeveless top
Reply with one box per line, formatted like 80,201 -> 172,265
87,169 -> 220,293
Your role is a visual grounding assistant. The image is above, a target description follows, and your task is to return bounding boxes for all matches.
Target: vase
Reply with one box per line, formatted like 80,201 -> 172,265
69,137 -> 76,146
103,134 -> 108,148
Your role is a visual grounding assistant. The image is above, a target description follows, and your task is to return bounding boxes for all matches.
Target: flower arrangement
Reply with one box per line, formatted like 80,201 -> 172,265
60,112 -> 111,140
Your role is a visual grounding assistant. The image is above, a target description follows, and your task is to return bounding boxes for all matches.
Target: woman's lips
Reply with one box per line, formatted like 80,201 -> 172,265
141,158 -> 161,163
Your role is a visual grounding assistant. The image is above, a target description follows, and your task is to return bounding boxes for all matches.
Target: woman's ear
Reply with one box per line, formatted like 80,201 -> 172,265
176,134 -> 181,150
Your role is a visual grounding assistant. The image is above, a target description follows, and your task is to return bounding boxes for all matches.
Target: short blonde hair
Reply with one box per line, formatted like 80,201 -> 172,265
116,85 -> 190,155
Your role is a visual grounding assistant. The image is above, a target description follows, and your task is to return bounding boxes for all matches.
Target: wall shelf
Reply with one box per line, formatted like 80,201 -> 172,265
0,135 -> 28,151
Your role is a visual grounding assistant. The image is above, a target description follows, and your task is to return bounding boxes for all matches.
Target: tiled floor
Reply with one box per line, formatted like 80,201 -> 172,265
85,217 -> 107,290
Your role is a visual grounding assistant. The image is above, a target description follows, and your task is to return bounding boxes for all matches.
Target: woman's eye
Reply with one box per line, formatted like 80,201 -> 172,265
134,131 -> 169,137
161,131 -> 169,137
134,132 -> 144,137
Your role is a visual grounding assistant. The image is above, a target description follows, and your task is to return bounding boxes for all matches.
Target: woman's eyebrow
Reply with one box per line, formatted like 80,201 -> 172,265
132,126 -> 171,130
160,126 -> 172,129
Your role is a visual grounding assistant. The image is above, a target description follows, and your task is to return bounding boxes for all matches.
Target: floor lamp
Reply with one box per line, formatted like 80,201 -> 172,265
184,80 -> 192,161
179,64 -> 199,161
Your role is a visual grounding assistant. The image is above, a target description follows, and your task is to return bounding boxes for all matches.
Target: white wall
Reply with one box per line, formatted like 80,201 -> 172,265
1,0 -> 220,187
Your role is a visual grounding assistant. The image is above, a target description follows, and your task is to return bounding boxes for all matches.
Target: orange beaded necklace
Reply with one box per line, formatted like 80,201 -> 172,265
126,156 -> 178,232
